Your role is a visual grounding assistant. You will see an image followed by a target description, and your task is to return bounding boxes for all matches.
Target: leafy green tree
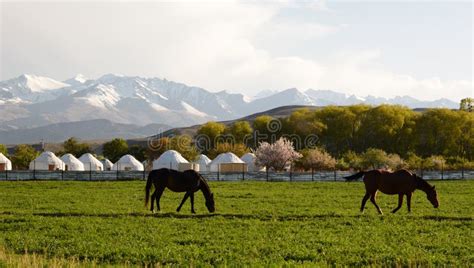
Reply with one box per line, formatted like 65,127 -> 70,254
445,156 -> 468,170
356,105 -> 416,155
460,97 -> 473,112
347,105 -> 371,149
208,142 -> 249,159
103,138 -> 129,162
406,152 -> 423,170
423,155 -> 446,170
360,148 -> 389,169
11,144 -> 39,170
128,145 -> 147,162
414,109 -> 465,158
196,122 -> 226,153
457,111 -> 474,160
314,106 -> 357,156
147,137 -> 170,161
0,144 -> 7,155
168,135 -> 199,161
226,121 -> 253,144
252,115 -> 278,141
60,137 -> 91,157
284,109 -> 325,147
340,151 -> 363,170
386,153 -> 407,170
297,147 -> 336,171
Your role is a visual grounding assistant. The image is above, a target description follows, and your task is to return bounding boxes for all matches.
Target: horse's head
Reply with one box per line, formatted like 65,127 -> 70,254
206,193 -> 215,213
426,185 -> 439,208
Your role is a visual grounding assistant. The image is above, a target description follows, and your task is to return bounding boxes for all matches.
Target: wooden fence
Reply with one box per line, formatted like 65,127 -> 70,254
0,169 -> 473,182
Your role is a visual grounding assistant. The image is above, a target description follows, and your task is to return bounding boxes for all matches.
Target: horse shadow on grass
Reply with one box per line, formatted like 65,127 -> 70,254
1,211 -> 471,222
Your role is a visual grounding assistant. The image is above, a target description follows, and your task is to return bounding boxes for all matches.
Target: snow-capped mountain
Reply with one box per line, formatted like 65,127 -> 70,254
0,74 -> 460,132
0,74 -> 71,103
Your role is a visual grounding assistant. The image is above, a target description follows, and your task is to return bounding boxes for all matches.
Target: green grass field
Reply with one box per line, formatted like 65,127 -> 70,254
0,180 -> 473,266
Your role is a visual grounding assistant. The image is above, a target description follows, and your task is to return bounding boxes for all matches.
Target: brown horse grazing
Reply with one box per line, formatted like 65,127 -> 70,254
344,169 -> 439,214
145,168 -> 215,214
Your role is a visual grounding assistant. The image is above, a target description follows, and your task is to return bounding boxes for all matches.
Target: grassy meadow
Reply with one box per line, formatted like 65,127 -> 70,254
0,180 -> 473,266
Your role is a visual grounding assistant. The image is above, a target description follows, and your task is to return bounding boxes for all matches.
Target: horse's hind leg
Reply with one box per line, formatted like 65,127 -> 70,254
150,191 -> 157,213
406,192 -> 412,213
360,193 -> 370,213
392,194 -> 403,213
176,192 -> 191,212
155,186 -> 165,212
370,192 -> 383,215
190,192 -> 196,214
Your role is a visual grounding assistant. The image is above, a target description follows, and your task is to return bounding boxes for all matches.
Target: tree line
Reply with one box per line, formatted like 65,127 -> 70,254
1,104 -> 473,171
194,104 -> 473,170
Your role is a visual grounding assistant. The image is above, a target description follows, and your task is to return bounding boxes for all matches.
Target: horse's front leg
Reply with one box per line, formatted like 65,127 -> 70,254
190,192 -> 196,214
370,192 -> 383,215
360,193 -> 370,213
176,192 -> 191,212
392,194 -> 403,213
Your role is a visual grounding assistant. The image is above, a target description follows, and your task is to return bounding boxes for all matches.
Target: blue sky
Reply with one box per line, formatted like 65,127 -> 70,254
1,0 -> 472,101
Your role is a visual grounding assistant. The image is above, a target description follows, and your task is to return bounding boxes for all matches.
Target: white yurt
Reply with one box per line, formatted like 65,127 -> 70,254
112,154 -> 144,171
78,153 -> 103,171
0,153 -> 12,171
241,152 -> 264,172
195,154 -> 211,172
60,154 -> 85,171
152,150 -> 189,170
209,152 -> 247,172
29,151 -> 65,171
101,159 -> 114,171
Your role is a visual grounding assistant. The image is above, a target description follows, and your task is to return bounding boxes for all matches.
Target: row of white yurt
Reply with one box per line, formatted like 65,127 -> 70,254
0,153 -> 12,171
29,151 -> 65,171
112,154 -> 144,171
28,152 -> 104,171
79,153 -> 104,171
61,154 -> 85,171
241,152 -> 265,171
209,152 -> 246,172
101,159 -> 114,171
22,150 -> 260,172
153,150 -> 189,170
196,154 -> 211,171
193,152 -> 262,172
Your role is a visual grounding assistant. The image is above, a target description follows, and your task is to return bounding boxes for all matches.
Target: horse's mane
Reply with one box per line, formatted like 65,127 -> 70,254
414,175 -> 432,191
185,169 -> 211,193
197,172 -> 211,191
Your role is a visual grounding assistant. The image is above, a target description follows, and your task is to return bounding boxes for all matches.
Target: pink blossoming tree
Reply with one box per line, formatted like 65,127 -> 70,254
255,137 -> 302,172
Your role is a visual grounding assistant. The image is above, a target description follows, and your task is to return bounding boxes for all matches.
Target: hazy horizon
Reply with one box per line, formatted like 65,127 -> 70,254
1,0 -> 472,102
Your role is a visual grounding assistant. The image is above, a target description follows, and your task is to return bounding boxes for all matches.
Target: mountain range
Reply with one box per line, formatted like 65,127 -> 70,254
0,73 -> 459,144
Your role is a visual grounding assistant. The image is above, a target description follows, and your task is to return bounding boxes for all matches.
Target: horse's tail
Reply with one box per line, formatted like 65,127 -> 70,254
344,171 -> 366,181
144,170 -> 154,208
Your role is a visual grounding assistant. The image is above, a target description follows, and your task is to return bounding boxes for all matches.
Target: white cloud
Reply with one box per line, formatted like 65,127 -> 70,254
1,1 -> 471,102
317,50 -> 473,101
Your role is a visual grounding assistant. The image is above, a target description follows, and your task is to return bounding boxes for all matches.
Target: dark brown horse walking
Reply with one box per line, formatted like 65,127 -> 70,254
145,168 -> 215,213
345,169 -> 439,214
